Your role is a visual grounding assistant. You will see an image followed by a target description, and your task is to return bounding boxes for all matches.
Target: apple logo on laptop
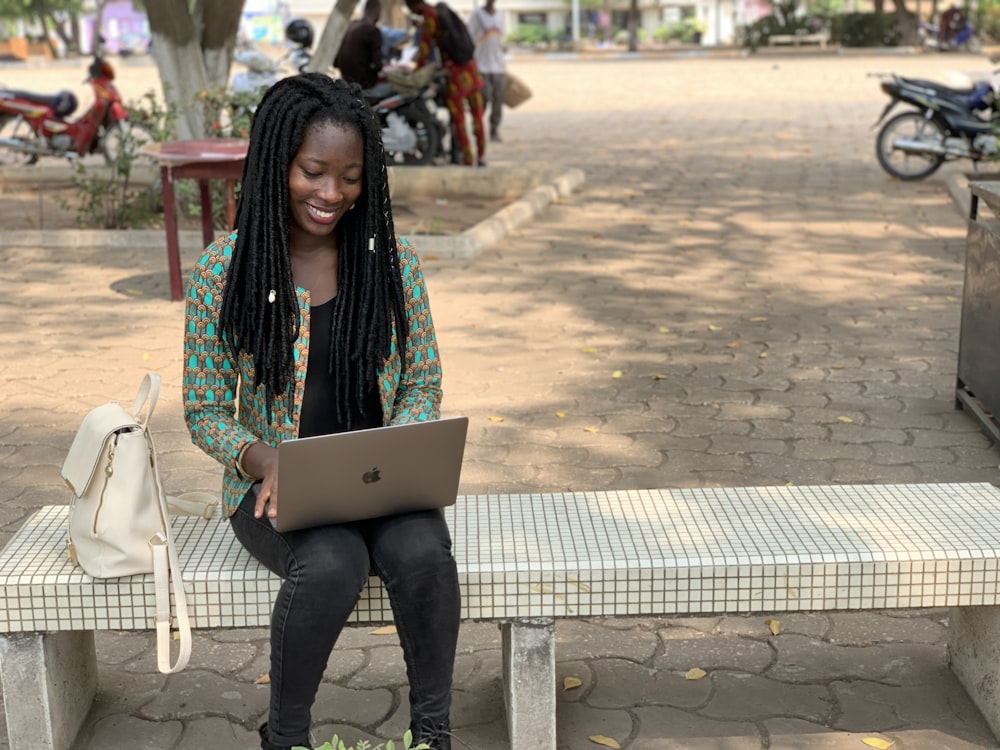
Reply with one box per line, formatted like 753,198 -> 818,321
362,467 -> 381,484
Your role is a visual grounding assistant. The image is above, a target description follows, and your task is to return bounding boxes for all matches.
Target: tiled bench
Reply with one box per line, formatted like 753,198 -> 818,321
4,483 -> 1000,749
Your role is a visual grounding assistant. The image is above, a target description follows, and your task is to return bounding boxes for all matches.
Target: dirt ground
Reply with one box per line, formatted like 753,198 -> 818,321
0,174 -> 507,235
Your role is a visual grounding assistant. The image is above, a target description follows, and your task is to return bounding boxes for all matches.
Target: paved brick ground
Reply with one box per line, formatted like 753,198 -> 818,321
2,50 -> 1000,749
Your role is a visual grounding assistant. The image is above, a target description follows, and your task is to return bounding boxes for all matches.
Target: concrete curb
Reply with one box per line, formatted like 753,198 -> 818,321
424,167 -> 587,259
946,170 -> 1000,223
948,172 -> 974,220
0,168 -> 587,258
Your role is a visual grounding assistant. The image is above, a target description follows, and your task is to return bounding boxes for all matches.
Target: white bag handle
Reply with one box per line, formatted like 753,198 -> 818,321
131,372 -> 160,430
147,422 -> 192,673
135,372 -> 191,673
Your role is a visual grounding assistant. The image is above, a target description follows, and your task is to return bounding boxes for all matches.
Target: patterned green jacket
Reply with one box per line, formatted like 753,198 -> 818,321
183,232 -> 443,515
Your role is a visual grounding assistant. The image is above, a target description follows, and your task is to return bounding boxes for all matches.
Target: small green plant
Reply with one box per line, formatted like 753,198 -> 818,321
131,88 -> 176,143
411,216 -> 446,235
62,90 -> 172,229
63,160 -> 144,229
195,85 -> 258,140
296,729 -> 430,750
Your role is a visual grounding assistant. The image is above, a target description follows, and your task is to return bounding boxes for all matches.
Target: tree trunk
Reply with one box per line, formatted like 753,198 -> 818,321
773,0 -> 798,26
34,0 -> 69,57
34,18 -> 58,58
91,0 -> 106,53
385,0 -> 408,30
893,0 -> 919,43
68,11 -> 80,54
201,0 -> 244,87
628,0 -> 638,51
146,0 -> 245,140
304,0 -> 360,74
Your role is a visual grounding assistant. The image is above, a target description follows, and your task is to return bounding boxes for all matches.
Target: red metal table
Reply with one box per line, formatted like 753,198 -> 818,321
141,139 -> 248,301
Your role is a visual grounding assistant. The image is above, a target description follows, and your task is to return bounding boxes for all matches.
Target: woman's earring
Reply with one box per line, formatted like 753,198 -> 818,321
268,289 -> 276,304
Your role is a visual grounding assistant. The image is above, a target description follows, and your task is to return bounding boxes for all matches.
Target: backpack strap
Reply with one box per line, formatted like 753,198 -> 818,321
148,424 -> 192,674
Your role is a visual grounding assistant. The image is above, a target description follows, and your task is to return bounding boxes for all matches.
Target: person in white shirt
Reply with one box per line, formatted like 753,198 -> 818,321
467,0 -> 505,142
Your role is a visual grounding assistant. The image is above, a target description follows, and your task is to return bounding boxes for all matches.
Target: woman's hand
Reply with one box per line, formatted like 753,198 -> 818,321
244,442 -> 280,521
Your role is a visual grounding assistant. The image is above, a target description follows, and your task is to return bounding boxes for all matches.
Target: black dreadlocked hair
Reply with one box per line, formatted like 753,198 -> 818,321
218,73 -> 407,428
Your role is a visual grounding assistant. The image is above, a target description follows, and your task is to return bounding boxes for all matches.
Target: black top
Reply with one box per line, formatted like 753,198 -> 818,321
299,297 -> 383,438
334,20 -> 384,89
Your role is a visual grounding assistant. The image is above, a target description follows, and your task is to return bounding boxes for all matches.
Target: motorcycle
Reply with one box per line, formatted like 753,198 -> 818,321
871,70 -> 999,180
283,18 -> 443,165
368,65 -> 448,165
232,19 -> 314,99
0,54 -> 152,167
231,48 -> 283,99
918,18 -> 983,52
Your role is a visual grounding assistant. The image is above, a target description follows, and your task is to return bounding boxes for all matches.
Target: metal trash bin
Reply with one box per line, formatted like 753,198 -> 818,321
956,180 -> 1000,441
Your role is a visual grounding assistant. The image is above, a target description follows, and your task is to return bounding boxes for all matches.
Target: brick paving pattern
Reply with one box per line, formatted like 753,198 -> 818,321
1,50 -> 999,749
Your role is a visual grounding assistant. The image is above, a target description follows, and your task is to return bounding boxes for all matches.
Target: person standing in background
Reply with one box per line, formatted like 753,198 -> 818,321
334,0 -> 384,89
467,0 -> 506,143
405,0 -> 486,166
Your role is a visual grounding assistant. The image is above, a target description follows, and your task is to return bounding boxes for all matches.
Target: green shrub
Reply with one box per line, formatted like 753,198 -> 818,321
739,11 -> 899,48
654,18 -> 706,43
738,15 -> 797,49
505,24 -> 553,45
829,12 -> 903,46
63,92 -> 171,229
978,4 -> 1000,40
611,27 -> 646,44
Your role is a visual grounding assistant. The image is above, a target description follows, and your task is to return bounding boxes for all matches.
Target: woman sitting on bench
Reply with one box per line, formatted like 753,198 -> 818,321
182,74 -> 460,750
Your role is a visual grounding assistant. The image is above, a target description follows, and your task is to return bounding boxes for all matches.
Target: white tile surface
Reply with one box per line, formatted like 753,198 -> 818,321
3,483 -> 1000,631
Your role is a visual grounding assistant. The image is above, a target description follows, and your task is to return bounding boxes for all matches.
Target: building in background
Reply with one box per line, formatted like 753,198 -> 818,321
79,0 -> 149,55
285,0 -> 770,48
71,0 -> 769,62
241,0 -> 292,44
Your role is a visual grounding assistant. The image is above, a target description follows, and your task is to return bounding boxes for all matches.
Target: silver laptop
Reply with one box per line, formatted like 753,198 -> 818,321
271,416 -> 469,532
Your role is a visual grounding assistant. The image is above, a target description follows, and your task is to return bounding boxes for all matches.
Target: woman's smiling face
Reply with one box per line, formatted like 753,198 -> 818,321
287,120 -> 364,241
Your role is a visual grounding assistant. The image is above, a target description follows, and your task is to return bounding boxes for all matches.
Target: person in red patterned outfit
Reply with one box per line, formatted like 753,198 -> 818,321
405,0 -> 486,166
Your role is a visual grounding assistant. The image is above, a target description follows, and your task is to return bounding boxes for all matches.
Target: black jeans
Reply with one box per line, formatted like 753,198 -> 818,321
229,489 -> 461,748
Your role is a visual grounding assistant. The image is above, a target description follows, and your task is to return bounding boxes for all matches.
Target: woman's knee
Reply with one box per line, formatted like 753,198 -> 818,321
287,528 -> 370,591
401,536 -> 454,575
372,515 -> 455,578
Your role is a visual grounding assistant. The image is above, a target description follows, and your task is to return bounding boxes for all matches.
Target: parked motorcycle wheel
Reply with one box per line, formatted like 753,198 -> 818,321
385,102 -> 440,166
0,115 -> 40,167
875,111 -> 947,181
102,120 -> 155,167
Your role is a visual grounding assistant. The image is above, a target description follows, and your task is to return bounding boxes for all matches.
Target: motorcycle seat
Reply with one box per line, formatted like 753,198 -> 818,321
0,89 -> 78,117
897,76 -> 974,96
363,82 -> 397,103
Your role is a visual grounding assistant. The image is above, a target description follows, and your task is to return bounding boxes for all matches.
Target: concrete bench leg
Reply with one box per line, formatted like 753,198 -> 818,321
500,618 -> 555,750
949,606 -> 1000,739
0,631 -> 97,750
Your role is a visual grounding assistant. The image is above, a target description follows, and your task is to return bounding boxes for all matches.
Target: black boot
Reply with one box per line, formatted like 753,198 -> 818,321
259,723 -> 312,750
410,716 -> 453,750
